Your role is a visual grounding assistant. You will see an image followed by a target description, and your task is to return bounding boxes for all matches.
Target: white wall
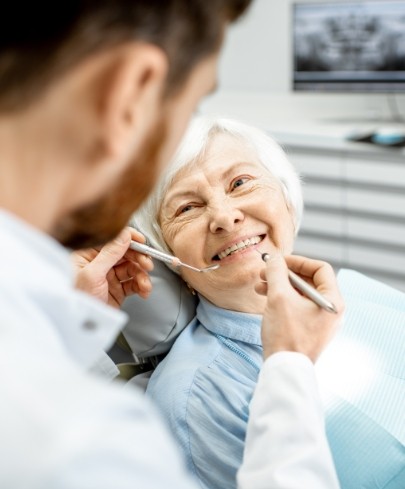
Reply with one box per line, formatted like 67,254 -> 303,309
219,0 -> 290,92
207,0 -> 405,124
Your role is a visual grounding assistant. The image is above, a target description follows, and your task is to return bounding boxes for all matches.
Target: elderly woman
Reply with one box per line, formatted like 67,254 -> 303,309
130,116 -> 404,489
129,115 -> 340,488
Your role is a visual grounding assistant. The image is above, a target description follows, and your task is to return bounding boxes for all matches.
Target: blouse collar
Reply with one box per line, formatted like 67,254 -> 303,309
196,295 -> 262,346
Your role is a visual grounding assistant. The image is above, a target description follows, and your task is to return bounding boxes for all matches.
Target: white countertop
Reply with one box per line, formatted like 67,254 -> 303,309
199,91 -> 405,158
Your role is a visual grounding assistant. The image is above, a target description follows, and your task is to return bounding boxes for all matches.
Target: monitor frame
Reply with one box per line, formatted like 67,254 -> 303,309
291,0 -> 405,94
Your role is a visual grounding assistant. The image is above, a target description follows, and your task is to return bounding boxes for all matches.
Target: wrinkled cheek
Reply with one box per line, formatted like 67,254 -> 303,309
161,223 -> 180,253
282,226 -> 296,255
169,232 -> 188,257
178,243 -> 199,265
166,222 -> 200,259
283,241 -> 294,255
270,221 -> 295,255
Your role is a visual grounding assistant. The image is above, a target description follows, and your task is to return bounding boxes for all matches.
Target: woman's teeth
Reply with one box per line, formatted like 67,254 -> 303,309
217,236 -> 263,260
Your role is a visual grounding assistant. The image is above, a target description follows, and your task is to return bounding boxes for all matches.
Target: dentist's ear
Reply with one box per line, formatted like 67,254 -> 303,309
96,42 -> 169,164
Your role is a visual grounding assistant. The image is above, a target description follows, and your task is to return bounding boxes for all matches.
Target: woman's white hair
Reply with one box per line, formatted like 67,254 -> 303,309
130,115 -> 303,256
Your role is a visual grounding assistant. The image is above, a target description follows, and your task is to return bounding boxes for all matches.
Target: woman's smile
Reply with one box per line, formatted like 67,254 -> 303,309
212,234 -> 265,261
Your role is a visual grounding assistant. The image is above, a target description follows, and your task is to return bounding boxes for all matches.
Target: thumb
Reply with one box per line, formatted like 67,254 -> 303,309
90,228 -> 132,276
262,252 -> 291,293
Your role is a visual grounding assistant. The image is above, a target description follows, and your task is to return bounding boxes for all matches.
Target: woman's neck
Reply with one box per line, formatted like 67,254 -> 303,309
199,283 -> 266,314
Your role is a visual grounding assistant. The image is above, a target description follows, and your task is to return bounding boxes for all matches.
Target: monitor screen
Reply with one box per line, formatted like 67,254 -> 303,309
292,1 -> 405,92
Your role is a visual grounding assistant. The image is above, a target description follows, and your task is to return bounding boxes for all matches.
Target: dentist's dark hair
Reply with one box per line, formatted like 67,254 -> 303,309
0,0 -> 252,111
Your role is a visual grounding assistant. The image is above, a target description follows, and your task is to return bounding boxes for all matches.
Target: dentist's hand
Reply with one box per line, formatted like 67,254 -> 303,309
72,227 -> 153,308
255,254 -> 344,363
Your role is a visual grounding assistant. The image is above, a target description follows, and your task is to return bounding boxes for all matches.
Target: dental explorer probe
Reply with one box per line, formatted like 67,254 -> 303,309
261,253 -> 337,314
130,241 -> 220,273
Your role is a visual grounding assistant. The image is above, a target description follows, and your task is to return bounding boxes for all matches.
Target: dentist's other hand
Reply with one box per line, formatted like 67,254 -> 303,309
256,254 -> 344,363
72,227 -> 153,308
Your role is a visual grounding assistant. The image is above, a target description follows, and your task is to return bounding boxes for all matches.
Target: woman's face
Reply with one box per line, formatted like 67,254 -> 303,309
159,133 -> 296,309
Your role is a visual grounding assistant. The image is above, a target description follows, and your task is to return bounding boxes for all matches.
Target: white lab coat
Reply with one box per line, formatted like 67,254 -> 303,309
238,352 -> 340,488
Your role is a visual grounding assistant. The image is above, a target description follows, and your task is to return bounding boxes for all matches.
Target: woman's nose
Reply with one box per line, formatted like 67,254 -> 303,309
208,200 -> 244,233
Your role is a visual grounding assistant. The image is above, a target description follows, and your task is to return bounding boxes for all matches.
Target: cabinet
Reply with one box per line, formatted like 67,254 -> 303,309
279,143 -> 405,292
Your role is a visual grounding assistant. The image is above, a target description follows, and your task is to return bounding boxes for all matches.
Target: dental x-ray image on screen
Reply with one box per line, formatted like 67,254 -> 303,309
292,1 -> 405,92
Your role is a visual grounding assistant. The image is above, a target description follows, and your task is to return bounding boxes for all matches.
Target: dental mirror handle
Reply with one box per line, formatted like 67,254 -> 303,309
130,240 -> 220,273
129,241 -> 180,267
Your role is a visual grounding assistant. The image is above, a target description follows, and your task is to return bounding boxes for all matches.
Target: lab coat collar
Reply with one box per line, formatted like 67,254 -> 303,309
0,209 -> 127,371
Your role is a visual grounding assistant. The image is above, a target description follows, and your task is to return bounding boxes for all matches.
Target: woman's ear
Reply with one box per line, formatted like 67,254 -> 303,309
186,282 -> 196,296
96,42 -> 169,163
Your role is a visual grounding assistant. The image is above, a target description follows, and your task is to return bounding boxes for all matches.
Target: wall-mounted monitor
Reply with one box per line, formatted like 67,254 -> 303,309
292,1 -> 405,92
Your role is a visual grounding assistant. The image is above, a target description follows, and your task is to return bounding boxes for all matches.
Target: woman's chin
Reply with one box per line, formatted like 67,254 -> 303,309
214,261 -> 263,289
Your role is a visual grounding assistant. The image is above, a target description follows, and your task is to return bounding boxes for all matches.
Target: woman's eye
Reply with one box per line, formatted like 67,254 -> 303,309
231,176 -> 250,190
178,204 -> 194,215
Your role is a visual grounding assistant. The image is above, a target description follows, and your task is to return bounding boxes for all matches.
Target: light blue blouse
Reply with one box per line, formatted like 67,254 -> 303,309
146,272 -> 405,489
147,297 -> 262,489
